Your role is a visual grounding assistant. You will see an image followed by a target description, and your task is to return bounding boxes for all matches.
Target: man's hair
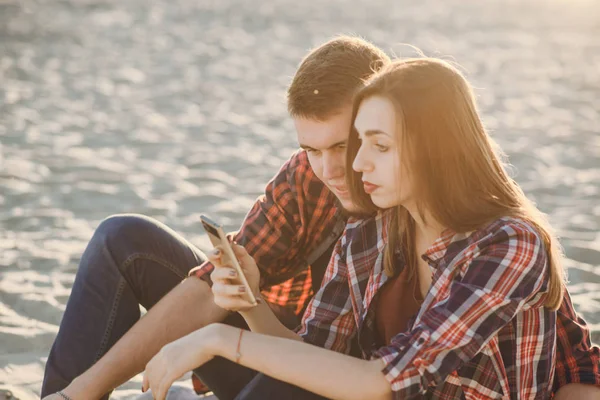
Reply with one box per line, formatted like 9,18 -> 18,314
287,35 -> 390,120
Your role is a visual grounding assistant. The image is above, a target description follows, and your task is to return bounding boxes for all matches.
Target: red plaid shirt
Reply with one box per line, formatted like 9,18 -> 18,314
190,150 -> 599,394
189,150 -> 345,314
299,211 -> 600,398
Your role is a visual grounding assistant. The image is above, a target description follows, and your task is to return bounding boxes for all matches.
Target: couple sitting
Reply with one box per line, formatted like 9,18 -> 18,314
42,36 -> 599,399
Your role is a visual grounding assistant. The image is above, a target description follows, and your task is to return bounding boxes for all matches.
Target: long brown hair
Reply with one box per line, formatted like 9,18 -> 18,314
346,58 -> 565,310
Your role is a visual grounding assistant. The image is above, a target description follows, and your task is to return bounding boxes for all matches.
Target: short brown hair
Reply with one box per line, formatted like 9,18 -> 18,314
287,35 -> 390,120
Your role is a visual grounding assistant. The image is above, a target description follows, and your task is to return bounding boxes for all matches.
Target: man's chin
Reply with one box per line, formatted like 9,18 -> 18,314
334,197 -> 376,219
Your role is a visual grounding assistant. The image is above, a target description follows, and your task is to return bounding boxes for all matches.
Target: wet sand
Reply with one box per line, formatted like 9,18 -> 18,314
1,0 -> 599,398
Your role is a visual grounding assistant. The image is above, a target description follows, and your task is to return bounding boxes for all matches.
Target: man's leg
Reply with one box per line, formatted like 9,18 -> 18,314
42,214 -> 223,399
234,372 -> 328,400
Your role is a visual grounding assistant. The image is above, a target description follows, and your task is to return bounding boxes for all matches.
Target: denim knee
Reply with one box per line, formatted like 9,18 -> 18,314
81,214 -> 158,277
95,214 -> 156,243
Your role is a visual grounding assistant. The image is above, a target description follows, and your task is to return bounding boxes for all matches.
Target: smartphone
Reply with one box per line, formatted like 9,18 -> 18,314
200,214 -> 257,305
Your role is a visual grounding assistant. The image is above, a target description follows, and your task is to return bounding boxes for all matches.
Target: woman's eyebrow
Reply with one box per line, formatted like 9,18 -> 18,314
364,129 -> 389,138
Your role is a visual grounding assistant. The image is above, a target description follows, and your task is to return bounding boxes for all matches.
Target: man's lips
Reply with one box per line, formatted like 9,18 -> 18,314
330,185 -> 349,195
362,181 -> 379,194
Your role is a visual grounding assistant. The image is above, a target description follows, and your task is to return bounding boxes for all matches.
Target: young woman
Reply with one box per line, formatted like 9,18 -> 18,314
142,58 -> 565,399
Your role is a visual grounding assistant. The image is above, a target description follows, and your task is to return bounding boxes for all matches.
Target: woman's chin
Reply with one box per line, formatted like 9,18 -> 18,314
369,196 -> 395,209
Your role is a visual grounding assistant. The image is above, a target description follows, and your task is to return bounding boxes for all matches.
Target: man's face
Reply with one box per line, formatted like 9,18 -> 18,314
294,105 -> 360,213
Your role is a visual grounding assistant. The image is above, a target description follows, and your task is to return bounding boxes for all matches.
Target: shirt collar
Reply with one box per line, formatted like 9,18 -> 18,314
422,228 -> 458,265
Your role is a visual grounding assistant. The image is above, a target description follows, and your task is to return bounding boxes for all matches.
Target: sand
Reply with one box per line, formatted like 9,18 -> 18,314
1,0 -> 599,398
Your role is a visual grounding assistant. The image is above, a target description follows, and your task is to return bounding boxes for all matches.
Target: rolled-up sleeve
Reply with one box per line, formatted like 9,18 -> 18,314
553,289 -> 600,391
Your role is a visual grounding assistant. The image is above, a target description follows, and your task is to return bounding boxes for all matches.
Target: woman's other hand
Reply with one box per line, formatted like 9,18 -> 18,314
142,325 -> 220,400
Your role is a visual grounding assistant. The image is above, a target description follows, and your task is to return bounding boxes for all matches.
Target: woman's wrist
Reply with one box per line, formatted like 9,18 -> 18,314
196,323 -> 225,357
59,374 -> 97,400
239,293 -> 266,320
201,323 -> 240,360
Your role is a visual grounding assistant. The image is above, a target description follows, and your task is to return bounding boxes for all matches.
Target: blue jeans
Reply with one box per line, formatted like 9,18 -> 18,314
42,214 -> 334,400
42,214 -> 208,399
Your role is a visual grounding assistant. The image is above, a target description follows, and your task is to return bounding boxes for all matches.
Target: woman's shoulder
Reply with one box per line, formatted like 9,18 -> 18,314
343,210 -> 393,248
470,216 -> 545,250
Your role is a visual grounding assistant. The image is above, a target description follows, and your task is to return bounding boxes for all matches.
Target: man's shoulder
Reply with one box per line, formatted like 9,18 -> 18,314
272,149 -> 315,186
284,149 -> 311,173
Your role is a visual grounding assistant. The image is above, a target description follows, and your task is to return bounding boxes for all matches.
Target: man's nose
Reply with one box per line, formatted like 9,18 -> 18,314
322,152 -> 345,180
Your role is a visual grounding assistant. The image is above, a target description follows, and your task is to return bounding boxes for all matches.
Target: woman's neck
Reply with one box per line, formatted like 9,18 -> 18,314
403,203 -> 446,252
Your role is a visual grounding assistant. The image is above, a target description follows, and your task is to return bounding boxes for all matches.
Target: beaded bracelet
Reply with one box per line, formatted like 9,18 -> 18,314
57,391 -> 74,400
235,328 -> 244,363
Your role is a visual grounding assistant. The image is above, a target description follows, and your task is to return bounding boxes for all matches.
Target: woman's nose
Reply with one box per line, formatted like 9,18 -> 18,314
352,146 -> 370,173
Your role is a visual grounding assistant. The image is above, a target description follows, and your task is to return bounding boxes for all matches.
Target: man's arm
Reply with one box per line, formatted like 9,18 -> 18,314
55,277 -> 227,400
554,383 -> 600,400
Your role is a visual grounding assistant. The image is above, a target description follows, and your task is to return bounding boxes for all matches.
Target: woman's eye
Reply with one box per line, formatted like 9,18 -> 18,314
375,144 -> 389,152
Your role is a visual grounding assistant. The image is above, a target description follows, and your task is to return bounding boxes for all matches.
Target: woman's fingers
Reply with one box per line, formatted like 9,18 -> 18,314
142,370 -> 149,393
212,281 -> 252,311
155,378 -> 170,400
210,266 -> 238,282
205,246 -> 224,266
212,292 -> 256,311
212,282 -> 247,296
232,243 -> 255,267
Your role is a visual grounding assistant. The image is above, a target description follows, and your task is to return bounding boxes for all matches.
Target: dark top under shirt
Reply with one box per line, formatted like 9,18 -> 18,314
375,266 -> 424,346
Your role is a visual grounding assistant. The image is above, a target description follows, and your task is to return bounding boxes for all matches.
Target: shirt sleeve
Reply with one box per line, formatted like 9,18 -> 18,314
188,150 -> 333,287
553,288 -> 600,392
373,221 -> 552,398
297,232 -> 357,354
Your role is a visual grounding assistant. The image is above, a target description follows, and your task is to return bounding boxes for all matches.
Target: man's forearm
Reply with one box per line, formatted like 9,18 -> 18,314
64,277 -> 228,400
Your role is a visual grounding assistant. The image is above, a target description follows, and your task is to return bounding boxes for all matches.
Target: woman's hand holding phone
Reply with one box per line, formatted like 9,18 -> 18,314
208,243 -> 261,312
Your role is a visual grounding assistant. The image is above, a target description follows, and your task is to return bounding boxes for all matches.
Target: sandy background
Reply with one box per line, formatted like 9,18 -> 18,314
1,0 -> 599,398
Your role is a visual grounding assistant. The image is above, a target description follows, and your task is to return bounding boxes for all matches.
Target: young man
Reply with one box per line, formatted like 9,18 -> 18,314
42,36 -> 599,399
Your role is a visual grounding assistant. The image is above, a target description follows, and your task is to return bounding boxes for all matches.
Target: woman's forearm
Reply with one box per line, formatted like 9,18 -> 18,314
239,297 -> 302,341
211,324 -> 392,400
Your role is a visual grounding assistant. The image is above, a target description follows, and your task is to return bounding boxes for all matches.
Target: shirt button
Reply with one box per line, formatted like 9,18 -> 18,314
417,338 -> 425,345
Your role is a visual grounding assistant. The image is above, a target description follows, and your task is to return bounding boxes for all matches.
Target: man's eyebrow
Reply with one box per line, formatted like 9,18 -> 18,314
299,144 -> 316,151
299,140 -> 347,151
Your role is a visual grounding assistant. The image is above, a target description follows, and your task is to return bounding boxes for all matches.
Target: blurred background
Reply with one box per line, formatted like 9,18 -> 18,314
1,0 -> 599,398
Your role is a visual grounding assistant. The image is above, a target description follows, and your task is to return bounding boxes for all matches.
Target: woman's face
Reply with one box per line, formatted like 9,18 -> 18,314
352,95 -> 413,209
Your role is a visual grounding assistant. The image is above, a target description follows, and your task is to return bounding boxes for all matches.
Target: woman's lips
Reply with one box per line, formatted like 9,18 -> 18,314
363,182 -> 379,194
